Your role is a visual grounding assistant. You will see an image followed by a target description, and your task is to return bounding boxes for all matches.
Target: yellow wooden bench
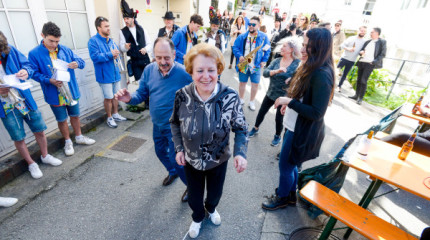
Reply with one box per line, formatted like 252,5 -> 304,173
299,180 -> 418,240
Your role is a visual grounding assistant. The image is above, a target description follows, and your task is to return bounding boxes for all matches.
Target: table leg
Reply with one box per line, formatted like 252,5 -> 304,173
343,179 -> 383,239
318,217 -> 338,240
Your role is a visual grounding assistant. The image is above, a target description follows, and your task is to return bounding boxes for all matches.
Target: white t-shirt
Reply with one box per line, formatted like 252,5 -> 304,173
283,98 -> 303,132
360,40 -> 377,63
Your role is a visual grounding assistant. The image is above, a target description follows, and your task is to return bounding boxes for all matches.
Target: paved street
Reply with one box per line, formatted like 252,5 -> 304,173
0,44 -> 429,239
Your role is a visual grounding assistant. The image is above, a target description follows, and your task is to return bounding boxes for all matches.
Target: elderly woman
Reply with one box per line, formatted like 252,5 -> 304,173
170,43 -> 248,238
262,28 -> 335,210
248,37 -> 301,147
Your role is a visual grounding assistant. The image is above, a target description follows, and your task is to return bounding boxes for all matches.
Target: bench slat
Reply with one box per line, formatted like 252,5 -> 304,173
300,180 -> 418,240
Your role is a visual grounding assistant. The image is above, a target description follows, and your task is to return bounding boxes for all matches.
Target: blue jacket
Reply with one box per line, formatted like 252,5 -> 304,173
129,62 -> 192,130
232,30 -> 271,71
0,45 -> 36,118
171,25 -> 198,64
28,41 -> 85,105
88,33 -> 121,84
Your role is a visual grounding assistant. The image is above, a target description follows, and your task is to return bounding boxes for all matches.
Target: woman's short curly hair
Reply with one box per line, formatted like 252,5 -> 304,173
184,43 -> 225,75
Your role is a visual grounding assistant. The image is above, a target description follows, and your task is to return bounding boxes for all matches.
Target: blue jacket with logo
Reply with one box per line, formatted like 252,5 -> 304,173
0,45 -> 36,118
232,30 -> 271,72
28,41 -> 85,105
171,25 -> 198,64
88,33 -> 121,84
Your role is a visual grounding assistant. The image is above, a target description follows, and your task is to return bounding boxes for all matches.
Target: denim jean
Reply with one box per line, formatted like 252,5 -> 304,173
1,109 -> 47,141
277,130 -> 298,197
152,124 -> 187,185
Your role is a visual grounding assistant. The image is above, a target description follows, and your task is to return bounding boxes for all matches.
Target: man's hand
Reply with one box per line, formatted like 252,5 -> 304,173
15,69 -> 29,80
111,49 -> 120,59
139,48 -> 147,55
114,88 -> 131,103
239,56 -> 245,63
49,79 -> 63,88
359,50 -> 365,56
234,155 -> 247,173
347,47 -> 355,52
68,61 -> 78,69
260,62 -> 266,68
0,87 -> 10,95
125,43 -> 131,50
176,151 -> 186,166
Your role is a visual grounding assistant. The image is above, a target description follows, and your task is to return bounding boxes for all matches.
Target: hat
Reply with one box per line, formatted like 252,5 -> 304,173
121,0 -> 137,18
162,11 -> 175,20
274,13 -> 282,22
210,17 -> 220,25
209,6 -> 217,22
310,13 -> 319,23
335,20 -> 342,26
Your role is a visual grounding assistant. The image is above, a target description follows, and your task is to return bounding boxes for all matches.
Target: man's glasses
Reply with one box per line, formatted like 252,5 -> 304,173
248,23 -> 257,27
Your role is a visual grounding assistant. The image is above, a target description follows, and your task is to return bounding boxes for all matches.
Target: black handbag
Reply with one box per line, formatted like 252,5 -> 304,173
127,59 -> 133,77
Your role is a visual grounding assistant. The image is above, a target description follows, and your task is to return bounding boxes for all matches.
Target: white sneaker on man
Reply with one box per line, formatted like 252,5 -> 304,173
188,221 -> 202,239
0,197 -> 18,207
240,98 -> 245,105
112,113 -> 127,121
107,117 -> 118,128
75,135 -> 96,145
209,209 -> 221,225
28,163 -> 43,179
41,154 -> 62,166
249,101 -> 256,111
64,140 -> 74,156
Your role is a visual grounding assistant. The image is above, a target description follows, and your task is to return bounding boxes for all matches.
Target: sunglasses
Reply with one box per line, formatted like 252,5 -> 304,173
248,23 -> 257,27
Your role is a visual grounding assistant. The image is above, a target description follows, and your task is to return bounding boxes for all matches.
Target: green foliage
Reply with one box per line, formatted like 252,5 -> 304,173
126,104 -> 145,113
347,66 -> 391,95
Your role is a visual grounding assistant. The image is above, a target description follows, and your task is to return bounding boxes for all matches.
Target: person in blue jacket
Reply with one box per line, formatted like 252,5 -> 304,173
232,16 -> 271,111
171,14 -> 203,64
88,16 -> 127,129
29,22 -> 95,157
0,31 -> 62,179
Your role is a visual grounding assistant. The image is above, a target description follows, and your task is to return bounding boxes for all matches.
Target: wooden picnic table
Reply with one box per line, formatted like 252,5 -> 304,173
401,103 -> 430,125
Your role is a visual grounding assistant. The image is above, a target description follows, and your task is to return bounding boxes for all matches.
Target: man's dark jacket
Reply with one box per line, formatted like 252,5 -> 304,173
360,38 -> 387,69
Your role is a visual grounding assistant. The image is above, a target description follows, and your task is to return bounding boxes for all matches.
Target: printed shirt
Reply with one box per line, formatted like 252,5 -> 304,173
0,61 -> 29,116
239,33 -> 259,74
48,46 -> 69,107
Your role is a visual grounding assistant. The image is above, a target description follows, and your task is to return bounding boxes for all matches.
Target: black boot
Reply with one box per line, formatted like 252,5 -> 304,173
288,191 -> 297,205
348,95 -> 358,100
262,191 -> 289,210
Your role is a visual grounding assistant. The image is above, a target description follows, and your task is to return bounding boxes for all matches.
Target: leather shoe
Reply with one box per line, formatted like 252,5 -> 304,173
348,95 -> 358,100
162,174 -> 178,186
357,98 -> 363,105
262,194 -> 289,210
181,189 -> 188,202
288,191 -> 297,205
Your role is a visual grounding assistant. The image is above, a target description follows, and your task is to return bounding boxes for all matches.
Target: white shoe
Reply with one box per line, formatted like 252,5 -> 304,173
248,101 -> 256,111
28,163 -> 43,179
107,117 -> 118,128
0,197 -> 18,207
76,135 -> 96,145
64,141 -> 74,156
240,98 -> 245,105
112,113 -> 127,121
41,154 -> 63,166
209,209 -> 221,225
188,221 -> 202,239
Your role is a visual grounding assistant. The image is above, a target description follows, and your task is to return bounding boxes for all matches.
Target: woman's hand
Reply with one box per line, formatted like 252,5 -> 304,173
285,77 -> 291,85
176,152 -> 186,166
234,155 -> 247,173
274,97 -> 291,108
278,67 -> 287,74
280,105 -> 287,115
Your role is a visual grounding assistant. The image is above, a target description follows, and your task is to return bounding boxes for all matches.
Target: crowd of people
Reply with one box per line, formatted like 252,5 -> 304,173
1,0 -> 429,239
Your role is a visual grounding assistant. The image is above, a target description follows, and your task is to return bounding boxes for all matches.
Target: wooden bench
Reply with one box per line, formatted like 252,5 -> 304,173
374,131 -> 390,140
300,180 -> 418,240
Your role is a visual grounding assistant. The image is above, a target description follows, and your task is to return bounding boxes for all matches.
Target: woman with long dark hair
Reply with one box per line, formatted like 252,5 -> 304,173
261,28 -> 335,210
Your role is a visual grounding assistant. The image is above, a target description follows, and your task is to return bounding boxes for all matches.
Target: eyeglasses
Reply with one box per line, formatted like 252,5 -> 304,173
248,23 -> 257,27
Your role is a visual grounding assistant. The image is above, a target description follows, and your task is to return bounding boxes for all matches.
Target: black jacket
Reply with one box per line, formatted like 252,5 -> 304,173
121,25 -> 150,66
157,24 -> 180,39
287,65 -> 334,165
360,38 -> 387,69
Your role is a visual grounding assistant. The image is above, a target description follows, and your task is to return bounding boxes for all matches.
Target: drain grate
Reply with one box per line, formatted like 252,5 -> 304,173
110,136 -> 146,153
289,227 -> 341,240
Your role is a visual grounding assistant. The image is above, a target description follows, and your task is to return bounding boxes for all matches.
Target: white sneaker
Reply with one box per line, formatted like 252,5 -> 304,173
41,154 -> 63,166
76,135 -> 96,145
28,163 -> 43,179
0,197 -> 18,207
240,98 -> 244,105
112,113 -> 127,121
64,141 -> 74,156
188,221 -> 202,239
107,117 -> 118,128
209,209 -> 221,225
249,101 -> 256,111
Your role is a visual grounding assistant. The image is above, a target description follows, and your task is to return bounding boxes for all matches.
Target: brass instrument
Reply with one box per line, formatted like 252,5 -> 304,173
48,65 -> 78,106
109,39 -> 125,72
237,44 -> 264,69
0,77 -> 24,105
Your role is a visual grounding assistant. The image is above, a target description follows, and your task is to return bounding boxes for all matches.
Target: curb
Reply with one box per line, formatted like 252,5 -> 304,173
0,108 -> 107,188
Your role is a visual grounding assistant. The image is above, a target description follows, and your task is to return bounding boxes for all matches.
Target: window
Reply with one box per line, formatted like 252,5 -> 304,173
0,0 -> 38,55
345,0 -> 353,6
362,0 -> 376,15
44,0 -> 90,50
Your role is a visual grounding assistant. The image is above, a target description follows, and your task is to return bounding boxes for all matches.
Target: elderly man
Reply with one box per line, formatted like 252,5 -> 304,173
158,11 -> 180,39
171,14 -> 203,64
115,38 -> 192,202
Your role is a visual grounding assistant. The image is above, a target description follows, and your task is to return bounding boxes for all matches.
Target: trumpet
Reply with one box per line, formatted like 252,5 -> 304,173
109,39 -> 125,72
237,44 -> 264,70
48,65 -> 78,106
0,77 -> 24,105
